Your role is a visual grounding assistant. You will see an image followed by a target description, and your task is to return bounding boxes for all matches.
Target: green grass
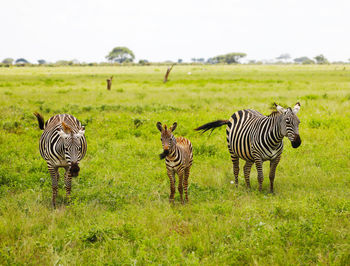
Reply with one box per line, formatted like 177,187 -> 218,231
0,65 -> 349,265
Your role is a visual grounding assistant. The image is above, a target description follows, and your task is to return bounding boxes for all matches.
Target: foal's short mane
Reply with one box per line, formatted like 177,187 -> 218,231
267,111 -> 280,117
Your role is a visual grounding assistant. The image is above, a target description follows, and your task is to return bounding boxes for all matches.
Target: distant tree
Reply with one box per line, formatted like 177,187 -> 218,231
294,56 -> 314,64
55,60 -> 74,66
211,52 -> 246,64
37,59 -> 46,65
15,58 -> 29,64
276,53 -> 291,62
2,58 -> 14,64
138,59 -> 149,65
207,57 -> 218,64
106,46 -> 135,63
224,52 -> 246,64
314,54 -> 328,64
191,58 -> 205,63
177,59 -> 183,63
302,59 -> 315,65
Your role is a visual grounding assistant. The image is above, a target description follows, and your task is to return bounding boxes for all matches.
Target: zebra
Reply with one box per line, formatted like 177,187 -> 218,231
157,122 -> 193,204
195,103 -> 301,192
34,113 -> 87,208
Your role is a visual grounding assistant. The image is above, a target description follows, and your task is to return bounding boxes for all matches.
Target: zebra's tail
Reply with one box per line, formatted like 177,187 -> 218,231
34,112 -> 45,130
194,120 -> 230,135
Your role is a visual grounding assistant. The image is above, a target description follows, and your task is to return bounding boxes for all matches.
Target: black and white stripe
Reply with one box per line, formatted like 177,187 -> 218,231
157,122 -> 193,204
195,103 -> 301,192
34,113 -> 87,207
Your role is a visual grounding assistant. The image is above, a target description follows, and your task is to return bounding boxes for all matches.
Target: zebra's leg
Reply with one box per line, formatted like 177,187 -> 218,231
254,158 -> 264,192
167,168 -> 176,204
230,154 -> 240,186
184,167 -> 190,203
243,160 -> 254,189
178,171 -> 184,204
48,165 -> 59,208
269,155 -> 281,193
64,166 -> 73,204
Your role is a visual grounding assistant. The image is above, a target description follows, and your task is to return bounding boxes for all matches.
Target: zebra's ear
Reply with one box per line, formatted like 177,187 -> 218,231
293,102 -> 301,114
156,122 -> 163,132
171,122 -> 177,132
274,103 -> 286,114
75,128 -> 85,138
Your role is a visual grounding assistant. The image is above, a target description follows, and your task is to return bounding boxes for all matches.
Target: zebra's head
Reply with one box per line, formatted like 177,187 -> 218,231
275,102 -> 301,148
58,122 -> 86,177
156,122 -> 177,159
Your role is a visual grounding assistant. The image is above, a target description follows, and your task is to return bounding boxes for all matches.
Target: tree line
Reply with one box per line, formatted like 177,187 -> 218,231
1,47 -> 349,67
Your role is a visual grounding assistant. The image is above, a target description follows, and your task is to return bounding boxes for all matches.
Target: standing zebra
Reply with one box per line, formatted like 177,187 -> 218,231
195,103 -> 301,192
34,113 -> 87,208
157,122 -> 193,204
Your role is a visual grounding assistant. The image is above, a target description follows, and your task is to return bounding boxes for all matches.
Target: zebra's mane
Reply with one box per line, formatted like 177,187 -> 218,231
267,111 -> 281,117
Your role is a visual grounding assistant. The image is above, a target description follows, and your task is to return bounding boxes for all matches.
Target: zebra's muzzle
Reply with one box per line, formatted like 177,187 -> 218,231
70,163 -> 80,177
159,149 -> 169,160
291,135 -> 301,148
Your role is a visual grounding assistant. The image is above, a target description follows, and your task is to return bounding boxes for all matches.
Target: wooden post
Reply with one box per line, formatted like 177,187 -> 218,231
163,64 -> 175,83
107,76 -> 113,90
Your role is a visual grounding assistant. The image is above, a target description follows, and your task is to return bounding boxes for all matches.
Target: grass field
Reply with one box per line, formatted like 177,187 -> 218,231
0,65 -> 349,264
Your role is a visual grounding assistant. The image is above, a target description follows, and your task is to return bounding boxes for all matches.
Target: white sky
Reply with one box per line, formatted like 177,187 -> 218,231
1,0 -> 349,63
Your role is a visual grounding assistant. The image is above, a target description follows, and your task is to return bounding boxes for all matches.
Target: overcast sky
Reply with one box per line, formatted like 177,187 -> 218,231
1,0 -> 349,63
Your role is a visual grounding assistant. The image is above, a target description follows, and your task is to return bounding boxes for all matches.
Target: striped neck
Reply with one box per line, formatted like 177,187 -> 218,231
167,135 -> 178,159
267,114 -> 284,147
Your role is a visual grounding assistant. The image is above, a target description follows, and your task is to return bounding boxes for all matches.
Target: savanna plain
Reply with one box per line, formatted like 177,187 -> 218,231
0,65 -> 349,265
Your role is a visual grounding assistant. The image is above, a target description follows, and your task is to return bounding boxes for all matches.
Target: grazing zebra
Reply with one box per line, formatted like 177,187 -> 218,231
34,113 -> 87,208
195,103 -> 301,192
157,122 -> 193,204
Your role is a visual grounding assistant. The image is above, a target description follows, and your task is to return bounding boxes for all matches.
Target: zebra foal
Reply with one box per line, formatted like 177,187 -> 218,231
34,113 -> 87,208
195,103 -> 301,192
157,122 -> 193,204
